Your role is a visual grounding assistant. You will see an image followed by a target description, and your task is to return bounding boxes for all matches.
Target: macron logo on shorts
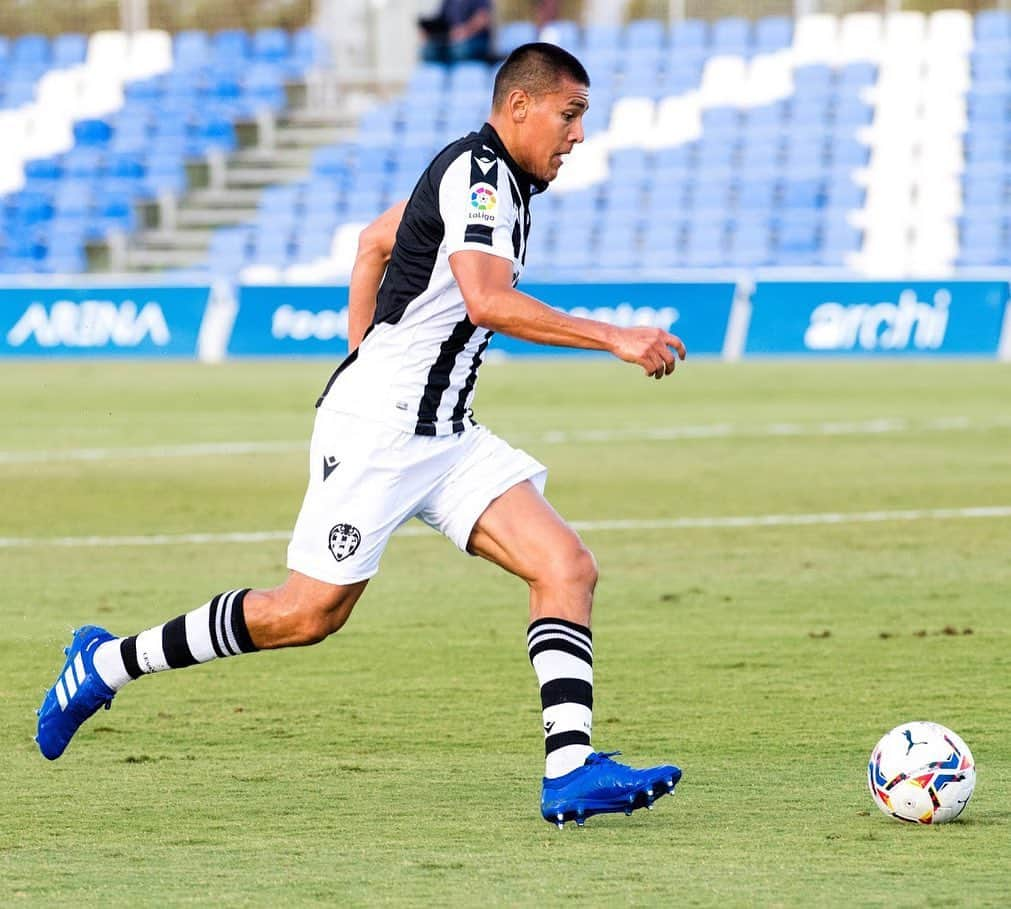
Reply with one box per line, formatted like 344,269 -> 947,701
322,455 -> 341,481
328,523 -> 361,562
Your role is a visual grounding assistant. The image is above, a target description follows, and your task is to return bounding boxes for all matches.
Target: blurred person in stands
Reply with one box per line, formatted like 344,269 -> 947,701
419,0 -> 495,63
534,0 -> 559,28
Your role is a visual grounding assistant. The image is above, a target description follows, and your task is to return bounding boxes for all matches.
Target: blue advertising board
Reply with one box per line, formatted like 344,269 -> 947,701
747,281 -> 1010,356
229,285 -> 350,356
494,282 -> 735,356
229,282 -> 735,358
0,285 -> 210,358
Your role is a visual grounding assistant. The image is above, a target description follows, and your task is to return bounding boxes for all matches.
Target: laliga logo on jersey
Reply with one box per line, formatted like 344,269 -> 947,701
5,299 -> 170,348
271,304 -> 349,341
804,289 -> 950,352
469,183 -> 497,223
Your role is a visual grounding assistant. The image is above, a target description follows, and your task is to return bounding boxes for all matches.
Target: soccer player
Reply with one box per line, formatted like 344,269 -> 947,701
37,43 -> 685,828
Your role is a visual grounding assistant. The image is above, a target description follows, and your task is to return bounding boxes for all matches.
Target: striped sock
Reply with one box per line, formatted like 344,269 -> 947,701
92,589 -> 258,691
527,617 -> 594,778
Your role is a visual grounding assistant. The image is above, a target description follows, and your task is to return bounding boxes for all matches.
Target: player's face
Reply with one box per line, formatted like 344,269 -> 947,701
522,78 -> 589,183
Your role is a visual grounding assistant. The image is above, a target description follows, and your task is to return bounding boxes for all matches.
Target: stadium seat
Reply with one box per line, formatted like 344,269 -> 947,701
253,28 -> 290,63
755,16 -> 793,51
625,19 -> 666,51
975,10 -> 1011,45
12,34 -> 50,66
496,21 -> 538,56
670,19 -> 707,50
540,20 -> 581,51
711,17 -> 752,55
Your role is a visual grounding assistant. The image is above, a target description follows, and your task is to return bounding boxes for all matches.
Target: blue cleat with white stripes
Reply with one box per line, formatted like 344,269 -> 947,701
36,625 -> 117,760
541,751 -> 682,828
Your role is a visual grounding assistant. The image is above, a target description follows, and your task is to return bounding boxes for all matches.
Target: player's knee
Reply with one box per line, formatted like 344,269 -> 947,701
538,537 -> 598,596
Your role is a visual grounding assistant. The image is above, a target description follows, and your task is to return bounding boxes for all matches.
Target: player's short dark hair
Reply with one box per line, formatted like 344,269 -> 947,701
491,42 -> 590,109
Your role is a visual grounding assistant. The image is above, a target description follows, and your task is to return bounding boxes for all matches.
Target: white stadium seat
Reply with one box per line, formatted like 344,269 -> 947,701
127,30 -> 174,80
838,12 -> 883,63
650,94 -> 701,148
791,13 -> 838,65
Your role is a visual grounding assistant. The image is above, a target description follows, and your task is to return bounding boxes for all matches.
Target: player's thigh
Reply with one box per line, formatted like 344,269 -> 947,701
417,426 -> 548,563
467,480 -> 596,589
287,409 -> 424,586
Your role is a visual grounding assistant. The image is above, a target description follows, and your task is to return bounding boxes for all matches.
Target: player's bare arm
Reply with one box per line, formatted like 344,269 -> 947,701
450,249 -> 686,379
347,200 -> 407,350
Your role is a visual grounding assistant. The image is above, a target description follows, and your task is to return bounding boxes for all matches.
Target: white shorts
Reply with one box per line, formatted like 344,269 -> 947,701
287,408 -> 548,585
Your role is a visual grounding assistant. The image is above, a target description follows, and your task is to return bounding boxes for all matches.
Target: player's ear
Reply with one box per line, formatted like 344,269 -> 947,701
509,88 -> 530,123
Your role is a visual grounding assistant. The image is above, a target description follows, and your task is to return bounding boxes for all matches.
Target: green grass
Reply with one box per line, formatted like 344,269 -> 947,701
1,359 -> 1010,907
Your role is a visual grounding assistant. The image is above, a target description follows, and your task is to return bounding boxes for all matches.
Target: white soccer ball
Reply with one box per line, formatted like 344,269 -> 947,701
867,721 -> 975,824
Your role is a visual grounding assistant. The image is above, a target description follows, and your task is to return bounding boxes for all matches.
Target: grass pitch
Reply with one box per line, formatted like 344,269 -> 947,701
1,358 -> 1010,907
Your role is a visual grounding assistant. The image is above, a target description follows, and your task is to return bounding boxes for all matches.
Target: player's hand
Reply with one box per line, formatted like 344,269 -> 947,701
610,327 -> 687,379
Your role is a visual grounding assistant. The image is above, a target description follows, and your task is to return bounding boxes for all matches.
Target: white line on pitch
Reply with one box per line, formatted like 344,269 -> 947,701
2,506 -> 1009,550
2,416 -> 1010,465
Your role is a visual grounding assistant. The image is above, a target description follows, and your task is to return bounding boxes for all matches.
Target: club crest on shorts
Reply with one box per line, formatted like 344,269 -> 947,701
328,523 -> 361,562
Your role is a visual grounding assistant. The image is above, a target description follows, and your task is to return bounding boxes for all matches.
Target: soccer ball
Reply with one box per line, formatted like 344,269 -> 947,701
867,721 -> 975,824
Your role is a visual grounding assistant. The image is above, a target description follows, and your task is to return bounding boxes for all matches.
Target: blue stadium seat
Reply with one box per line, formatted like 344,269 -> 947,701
737,179 -> 777,212
781,178 -> 824,210
641,223 -> 681,266
540,20 -> 581,52
838,62 -> 878,89
695,136 -> 738,171
253,28 -> 290,62
834,97 -> 874,127
711,17 -> 752,55
829,139 -> 870,169
682,223 -> 726,267
625,19 -> 666,50
293,230 -> 334,261
24,158 -> 62,182
63,149 -> 105,179
95,193 -> 136,234
175,30 -> 210,71
701,106 -> 741,136
291,27 -> 330,74
144,152 -> 187,196
12,34 -> 49,65
788,96 -> 833,128
51,33 -> 87,67
755,16 -> 792,51
496,21 -> 538,56
53,182 -> 93,217
792,64 -> 834,96
728,218 -> 773,266
2,80 -> 37,108
0,36 -> 9,66
689,177 -> 734,217
243,63 -> 287,112
584,23 -> 622,51
970,52 -> 1010,84
975,10 -> 1011,45
824,179 -> 864,211
214,29 -> 250,63
72,119 -> 113,148
670,19 -> 708,50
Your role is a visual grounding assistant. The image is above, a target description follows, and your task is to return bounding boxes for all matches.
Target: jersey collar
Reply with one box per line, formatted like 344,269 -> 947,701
478,123 -> 549,197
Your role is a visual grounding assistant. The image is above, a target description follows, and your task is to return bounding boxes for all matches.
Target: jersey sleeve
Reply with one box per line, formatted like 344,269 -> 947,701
440,148 -> 517,263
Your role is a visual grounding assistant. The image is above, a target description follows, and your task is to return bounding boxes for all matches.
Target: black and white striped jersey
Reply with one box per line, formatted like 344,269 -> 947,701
317,122 -> 547,436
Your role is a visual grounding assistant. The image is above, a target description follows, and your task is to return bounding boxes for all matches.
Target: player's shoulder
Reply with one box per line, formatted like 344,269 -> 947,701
429,130 -> 507,184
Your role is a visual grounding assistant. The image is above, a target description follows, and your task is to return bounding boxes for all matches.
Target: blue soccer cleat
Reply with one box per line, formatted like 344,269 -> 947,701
541,751 -> 682,828
36,625 -> 117,760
